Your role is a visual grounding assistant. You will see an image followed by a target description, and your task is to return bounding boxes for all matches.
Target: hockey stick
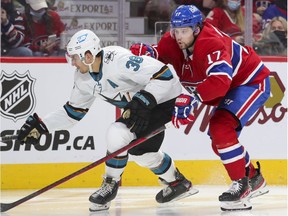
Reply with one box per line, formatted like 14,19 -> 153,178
0,122 -> 171,212
0,135 -> 18,143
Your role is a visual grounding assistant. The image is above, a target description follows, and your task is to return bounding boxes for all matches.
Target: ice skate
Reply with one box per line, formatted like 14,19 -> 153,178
89,176 -> 120,212
156,169 -> 199,203
249,161 -> 269,199
219,177 -> 252,211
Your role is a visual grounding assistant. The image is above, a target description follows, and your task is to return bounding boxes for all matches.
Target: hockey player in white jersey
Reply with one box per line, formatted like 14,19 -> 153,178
17,29 -> 198,211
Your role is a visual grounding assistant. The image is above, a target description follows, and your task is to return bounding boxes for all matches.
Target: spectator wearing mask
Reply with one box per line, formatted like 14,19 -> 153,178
205,0 -> 245,44
254,16 -> 287,56
23,0 -> 65,56
1,0 -> 32,56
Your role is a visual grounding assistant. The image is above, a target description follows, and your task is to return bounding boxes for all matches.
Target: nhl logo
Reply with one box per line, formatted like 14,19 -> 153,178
0,70 -> 36,121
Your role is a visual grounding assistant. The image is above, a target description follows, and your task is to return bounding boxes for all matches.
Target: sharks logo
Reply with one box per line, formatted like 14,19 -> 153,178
104,51 -> 116,64
0,70 -> 36,121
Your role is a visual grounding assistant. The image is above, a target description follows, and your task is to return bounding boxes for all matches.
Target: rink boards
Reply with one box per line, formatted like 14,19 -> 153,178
1,159 -> 286,189
0,57 -> 287,189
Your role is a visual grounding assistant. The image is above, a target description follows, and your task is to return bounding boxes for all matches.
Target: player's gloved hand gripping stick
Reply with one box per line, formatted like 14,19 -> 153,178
18,113 -> 49,144
172,93 -> 199,128
123,90 -> 157,133
0,113 -> 49,143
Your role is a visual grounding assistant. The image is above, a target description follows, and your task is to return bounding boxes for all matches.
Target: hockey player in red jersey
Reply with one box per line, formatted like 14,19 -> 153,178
130,4 -> 270,211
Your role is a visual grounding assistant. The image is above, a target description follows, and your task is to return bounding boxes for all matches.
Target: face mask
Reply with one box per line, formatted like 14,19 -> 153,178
227,0 -> 241,11
273,30 -> 287,46
30,10 -> 45,20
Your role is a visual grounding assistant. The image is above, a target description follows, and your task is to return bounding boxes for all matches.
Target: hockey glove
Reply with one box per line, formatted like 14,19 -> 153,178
172,94 -> 198,129
123,90 -> 157,133
17,113 -> 49,144
130,43 -> 157,58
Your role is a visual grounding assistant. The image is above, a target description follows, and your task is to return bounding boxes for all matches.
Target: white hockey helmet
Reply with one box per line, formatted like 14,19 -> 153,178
66,29 -> 102,61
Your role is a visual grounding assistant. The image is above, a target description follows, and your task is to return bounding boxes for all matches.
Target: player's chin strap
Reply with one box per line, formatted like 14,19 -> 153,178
82,56 -> 96,73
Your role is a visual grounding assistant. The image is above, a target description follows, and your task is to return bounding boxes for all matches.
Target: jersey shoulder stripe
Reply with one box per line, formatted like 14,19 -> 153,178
151,65 -> 173,81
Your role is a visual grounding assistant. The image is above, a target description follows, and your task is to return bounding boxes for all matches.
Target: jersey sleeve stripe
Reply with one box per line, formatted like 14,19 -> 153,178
206,60 -> 233,80
63,102 -> 89,121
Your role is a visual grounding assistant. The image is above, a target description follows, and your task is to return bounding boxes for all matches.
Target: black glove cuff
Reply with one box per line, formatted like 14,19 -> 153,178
32,113 -> 49,134
132,90 -> 157,110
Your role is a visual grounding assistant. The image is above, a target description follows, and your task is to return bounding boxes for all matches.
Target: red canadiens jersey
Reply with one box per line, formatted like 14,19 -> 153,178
156,21 -> 270,106
205,7 -> 243,37
23,10 -> 65,52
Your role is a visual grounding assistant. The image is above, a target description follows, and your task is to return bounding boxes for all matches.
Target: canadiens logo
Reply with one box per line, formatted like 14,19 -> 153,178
0,70 -> 36,121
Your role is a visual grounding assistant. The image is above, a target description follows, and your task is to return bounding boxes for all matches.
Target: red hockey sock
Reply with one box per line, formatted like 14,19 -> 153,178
210,110 -> 246,180
224,157 -> 246,180
248,163 -> 256,178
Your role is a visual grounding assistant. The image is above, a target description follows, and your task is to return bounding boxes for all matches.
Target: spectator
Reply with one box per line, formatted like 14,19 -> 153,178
174,0 -> 217,17
253,13 -> 264,41
253,0 -> 273,33
254,0 -> 273,16
23,0 -> 65,56
1,0 -> 32,56
262,0 -> 287,25
205,0 -> 245,44
254,16 -> 287,56
202,0 -> 217,17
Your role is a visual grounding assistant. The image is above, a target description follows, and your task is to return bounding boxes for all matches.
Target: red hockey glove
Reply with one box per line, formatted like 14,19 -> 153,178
17,113 -> 49,144
172,94 -> 198,129
130,43 -> 156,58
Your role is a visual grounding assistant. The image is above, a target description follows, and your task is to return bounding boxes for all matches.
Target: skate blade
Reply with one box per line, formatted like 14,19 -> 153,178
160,187 -> 199,205
249,186 -> 269,200
89,211 -> 110,216
89,202 -> 111,212
220,199 -> 252,211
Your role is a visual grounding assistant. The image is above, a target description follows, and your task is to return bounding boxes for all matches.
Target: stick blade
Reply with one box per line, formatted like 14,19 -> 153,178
1,203 -> 14,212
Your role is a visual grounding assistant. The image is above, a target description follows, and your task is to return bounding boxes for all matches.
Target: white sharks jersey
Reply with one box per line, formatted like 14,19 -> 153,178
43,46 -> 181,131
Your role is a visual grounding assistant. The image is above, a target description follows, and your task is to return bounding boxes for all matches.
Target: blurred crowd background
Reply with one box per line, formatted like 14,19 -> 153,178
1,0 -> 287,57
